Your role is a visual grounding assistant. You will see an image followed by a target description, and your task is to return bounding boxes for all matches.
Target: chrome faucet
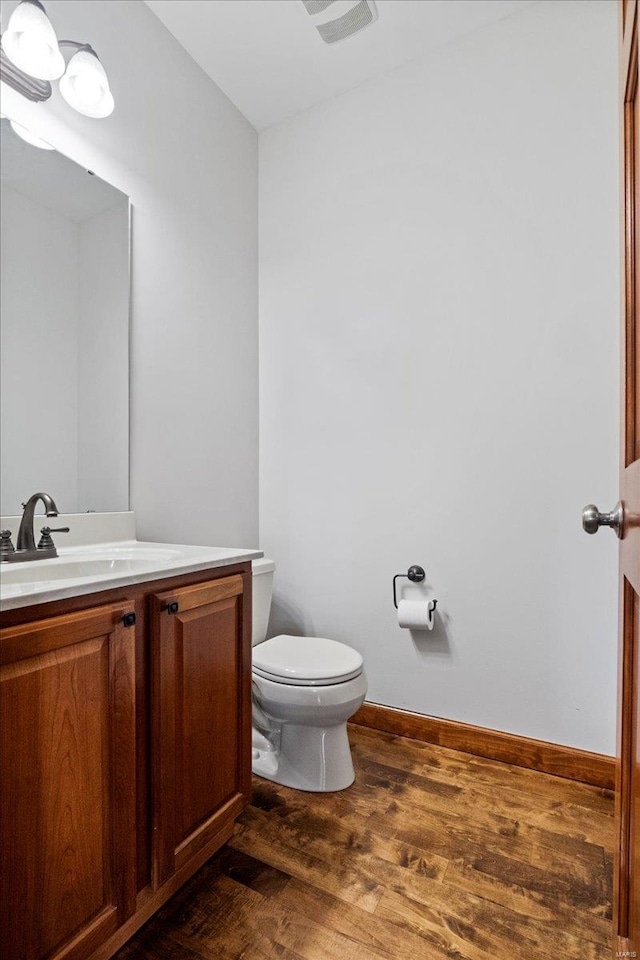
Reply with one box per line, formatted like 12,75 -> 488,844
2,492 -> 69,562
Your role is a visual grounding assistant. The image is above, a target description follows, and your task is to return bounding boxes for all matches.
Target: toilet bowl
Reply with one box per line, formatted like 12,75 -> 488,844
251,559 -> 367,792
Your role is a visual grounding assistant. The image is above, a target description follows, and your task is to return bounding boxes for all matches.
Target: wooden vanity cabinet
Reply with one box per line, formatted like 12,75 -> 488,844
0,563 -> 252,960
0,603 -> 137,960
151,575 -> 252,886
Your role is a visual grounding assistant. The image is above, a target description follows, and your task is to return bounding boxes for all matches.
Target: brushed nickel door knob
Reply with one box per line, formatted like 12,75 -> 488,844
582,502 -> 624,538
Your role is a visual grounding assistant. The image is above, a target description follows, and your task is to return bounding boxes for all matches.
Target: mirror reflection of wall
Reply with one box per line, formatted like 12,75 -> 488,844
0,119 -> 130,516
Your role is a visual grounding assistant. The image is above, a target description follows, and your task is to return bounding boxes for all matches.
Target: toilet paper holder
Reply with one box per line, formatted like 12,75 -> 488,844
393,564 -> 437,610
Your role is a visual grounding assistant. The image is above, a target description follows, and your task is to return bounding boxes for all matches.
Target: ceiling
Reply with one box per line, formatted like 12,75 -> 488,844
145,0 -> 537,131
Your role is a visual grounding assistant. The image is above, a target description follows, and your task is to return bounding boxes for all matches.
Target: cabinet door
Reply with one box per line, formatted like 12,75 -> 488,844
0,603 -> 137,960
152,575 -> 251,886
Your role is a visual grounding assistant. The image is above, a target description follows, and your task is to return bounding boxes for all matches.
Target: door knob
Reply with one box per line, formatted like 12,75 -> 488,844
582,502 -> 624,538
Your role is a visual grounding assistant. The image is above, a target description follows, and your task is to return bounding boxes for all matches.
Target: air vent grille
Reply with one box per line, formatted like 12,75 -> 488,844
301,0 -> 337,14
301,0 -> 378,45
316,1 -> 374,43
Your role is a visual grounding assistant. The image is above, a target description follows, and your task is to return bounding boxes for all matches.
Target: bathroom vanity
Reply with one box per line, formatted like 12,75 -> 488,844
0,112 -> 261,960
0,534 -> 261,960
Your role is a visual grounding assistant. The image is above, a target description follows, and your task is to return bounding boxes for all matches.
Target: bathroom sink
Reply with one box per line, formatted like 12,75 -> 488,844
0,539 -> 263,609
0,556 -> 164,585
0,544 -> 188,587
0,545 -> 184,585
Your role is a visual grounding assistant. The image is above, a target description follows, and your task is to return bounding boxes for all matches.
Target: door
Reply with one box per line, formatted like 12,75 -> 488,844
0,603 -> 137,960
151,575 -> 251,887
616,0 -> 640,951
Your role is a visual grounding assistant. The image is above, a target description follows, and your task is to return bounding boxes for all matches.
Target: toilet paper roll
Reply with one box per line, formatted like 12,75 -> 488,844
397,599 -> 436,631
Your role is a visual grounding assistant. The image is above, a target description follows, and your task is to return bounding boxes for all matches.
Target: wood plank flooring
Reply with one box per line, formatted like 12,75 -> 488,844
116,725 -> 615,960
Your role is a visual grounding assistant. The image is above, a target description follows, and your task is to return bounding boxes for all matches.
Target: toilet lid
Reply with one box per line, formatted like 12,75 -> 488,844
252,634 -> 364,686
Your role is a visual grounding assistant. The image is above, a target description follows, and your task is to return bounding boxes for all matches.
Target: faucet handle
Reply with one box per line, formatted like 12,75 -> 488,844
0,530 -> 15,560
38,526 -> 70,550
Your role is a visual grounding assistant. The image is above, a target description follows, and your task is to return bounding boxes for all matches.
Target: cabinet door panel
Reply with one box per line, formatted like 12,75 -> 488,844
0,605 -> 136,960
152,574 -> 251,886
176,597 -> 239,840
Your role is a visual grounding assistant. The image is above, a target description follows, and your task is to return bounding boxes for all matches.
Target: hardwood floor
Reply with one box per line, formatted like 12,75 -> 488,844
116,725 -> 614,960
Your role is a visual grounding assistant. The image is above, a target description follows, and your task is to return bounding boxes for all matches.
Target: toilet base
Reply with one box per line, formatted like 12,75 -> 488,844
252,721 -> 356,792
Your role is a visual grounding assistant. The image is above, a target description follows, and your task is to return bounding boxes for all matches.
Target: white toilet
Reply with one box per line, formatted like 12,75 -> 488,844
251,558 -> 367,792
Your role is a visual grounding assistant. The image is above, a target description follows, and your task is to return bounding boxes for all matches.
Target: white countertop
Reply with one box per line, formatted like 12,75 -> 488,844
0,539 -> 263,612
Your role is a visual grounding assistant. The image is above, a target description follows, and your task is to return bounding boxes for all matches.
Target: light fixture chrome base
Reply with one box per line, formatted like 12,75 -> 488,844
0,46 -> 51,102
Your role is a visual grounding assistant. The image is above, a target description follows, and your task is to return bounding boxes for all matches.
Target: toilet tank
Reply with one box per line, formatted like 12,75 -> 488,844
251,558 -> 275,646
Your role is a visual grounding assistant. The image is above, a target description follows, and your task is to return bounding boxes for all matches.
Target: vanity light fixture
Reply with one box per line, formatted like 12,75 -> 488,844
1,0 -> 64,80
58,44 -> 114,118
1,0 -> 114,117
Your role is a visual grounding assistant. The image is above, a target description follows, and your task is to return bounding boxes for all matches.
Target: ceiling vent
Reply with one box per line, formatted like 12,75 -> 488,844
301,0 -> 378,45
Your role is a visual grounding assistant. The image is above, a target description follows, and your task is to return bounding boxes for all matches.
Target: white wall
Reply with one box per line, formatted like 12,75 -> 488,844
0,184 -> 79,513
259,0 -> 620,753
77,201 -> 130,512
0,0 -> 258,547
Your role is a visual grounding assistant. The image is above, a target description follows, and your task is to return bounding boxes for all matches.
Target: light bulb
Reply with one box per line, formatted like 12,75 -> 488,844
9,119 -> 54,150
59,48 -> 114,118
1,0 -> 64,81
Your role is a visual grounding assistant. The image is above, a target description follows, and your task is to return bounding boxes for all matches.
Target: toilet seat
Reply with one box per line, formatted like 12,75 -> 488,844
252,634 -> 363,686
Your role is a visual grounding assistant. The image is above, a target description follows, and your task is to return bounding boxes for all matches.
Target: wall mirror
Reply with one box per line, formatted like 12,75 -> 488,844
0,117 -> 130,516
